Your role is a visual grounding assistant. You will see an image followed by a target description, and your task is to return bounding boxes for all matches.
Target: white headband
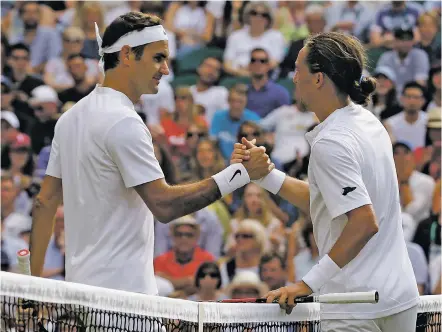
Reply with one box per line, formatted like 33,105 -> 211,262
95,22 -> 168,70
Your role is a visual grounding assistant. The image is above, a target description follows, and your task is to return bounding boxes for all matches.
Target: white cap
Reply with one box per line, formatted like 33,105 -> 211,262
170,214 -> 199,229
29,85 -> 59,106
1,111 -> 20,129
373,66 -> 397,84
227,271 -> 269,297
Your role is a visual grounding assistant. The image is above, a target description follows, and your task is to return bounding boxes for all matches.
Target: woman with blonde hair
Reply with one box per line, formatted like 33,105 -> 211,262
225,183 -> 285,256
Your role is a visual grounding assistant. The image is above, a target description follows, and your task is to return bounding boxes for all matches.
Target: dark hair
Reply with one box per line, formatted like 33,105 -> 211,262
392,142 -> 412,154
66,53 -> 85,62
302,223 -> 314,249
101,12 -> 161,71
251,48 -> 268,57
259,252 -> 286,270
304,32 -> 376,105
9,43 -> 30,55
19,1 -> 39,16
236,121 -> 263,142
195,262 -> 222,289
402,81 -> 427,96
229,83 -> 248,96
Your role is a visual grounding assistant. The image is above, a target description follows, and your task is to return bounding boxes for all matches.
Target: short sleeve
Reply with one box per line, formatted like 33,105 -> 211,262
310,136 -> 372,219
105,116 -> 164,188
45,122 -> 62,179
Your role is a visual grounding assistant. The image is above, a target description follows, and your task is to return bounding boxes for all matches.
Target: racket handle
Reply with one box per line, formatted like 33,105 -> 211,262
254,296 -> 313,303
17,249 -> 31,276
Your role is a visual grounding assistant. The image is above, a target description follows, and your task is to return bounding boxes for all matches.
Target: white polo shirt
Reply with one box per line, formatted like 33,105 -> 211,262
305,103 -> 419,320
46,85 -> 164,294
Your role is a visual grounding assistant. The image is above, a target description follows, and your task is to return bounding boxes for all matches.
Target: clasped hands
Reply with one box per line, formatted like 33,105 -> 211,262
230,137 -> 274,180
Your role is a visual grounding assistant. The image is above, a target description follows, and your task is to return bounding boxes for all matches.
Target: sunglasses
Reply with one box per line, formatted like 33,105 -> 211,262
250,10 -> 270,19
187,132 -> 206,139
235,233 -> 254,240
250,58 -> 269,64
63,38 -> 83,43
201,271 -> 220,278
174,231 -> 195,238
240,131 -> 261,137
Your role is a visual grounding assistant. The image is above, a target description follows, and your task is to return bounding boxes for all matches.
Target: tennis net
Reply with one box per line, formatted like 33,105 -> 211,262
1,271 -> 441,331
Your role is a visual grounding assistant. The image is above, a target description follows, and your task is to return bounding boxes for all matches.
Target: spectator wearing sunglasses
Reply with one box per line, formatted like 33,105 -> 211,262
223,1 -> 286,77
44,27 -> 100,93
210,84 -> 260,161
188,262 -> 226,301
246,48 -> 290,118
154,215 -> 214,296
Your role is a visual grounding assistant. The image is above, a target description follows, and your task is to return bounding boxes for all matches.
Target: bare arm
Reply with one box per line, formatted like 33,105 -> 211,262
30,175 -> 63,276
328,204 -> 378,268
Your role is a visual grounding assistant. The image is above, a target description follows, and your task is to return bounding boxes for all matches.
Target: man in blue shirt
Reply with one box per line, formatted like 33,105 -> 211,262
210,84 -> 261,160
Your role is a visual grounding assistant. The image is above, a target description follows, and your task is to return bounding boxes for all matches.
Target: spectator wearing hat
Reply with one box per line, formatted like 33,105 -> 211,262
1,111 -> 20,148
28,85 -> 59,155
384,82 -> 428,151
416,12 -> 441,69
58,54 -> 96,104
370,1 -> 421,48
377,29 -> 430,99
154,215 -> 214,295
368,66 -> 400,120
225,270 -> 269,300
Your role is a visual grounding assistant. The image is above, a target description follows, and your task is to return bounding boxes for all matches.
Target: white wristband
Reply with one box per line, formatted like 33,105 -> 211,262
252,169 -> 286,195
302,254 -> 341,293
212,164 -> 250,197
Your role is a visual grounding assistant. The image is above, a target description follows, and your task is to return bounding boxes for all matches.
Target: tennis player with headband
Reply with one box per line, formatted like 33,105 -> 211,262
29,12 -> 273,295
231,32 -> 419,331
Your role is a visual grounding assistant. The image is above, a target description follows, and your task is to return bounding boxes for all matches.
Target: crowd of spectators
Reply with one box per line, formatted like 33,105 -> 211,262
1,0 -> 441,301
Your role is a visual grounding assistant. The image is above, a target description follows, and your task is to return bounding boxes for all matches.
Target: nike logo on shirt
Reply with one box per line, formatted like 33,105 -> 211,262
342,187 -> 357,196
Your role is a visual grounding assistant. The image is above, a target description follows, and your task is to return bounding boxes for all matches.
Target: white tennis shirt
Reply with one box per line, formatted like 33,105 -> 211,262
46,85 -> 164,294
305,103 -> 419,320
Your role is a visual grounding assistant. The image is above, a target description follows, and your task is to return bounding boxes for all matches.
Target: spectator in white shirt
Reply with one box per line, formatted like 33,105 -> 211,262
393,142 -> 435,224
189,57 -> 229,123
223,1 -> 286,77
384,82 -> 428,150
406,241 -> 429,295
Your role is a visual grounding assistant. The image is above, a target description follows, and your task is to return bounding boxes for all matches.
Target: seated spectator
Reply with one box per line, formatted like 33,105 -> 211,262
42,205 -> 65,280
246,48 -> 290,118
219,219 -> 270,288
153,141 -> 178,185
294,222 -> 319,281
71,2 -> 104,60
368,66 -> 400,120
426,67 -> 441,110
58,54 -> 96,104
210,84 -> 260,160
259,252 -> 293,291
154,209 -> 223,259
384,82 -> 428,150
324,0 -> 374,43
223,1 -> 286,77
154,216 -> 214,296
188,262 -> 226,301
189,57 -> 229,124
274,1 -> 308,43
1,111 -> 20,150
370,1 -> 421,48
278,4 -> 326,79
417,12 -> 441,68
225,183 -> 284,256
164,1 -> 214,59
44,27 -> 100,93
161,87 -> 207,150
7,1 -> 62,74
225,270 -> 268,300
140,79 -> 175,127
260,89 -> 318,165
28,85 -> 59,155
393,142 -> 435,224
377,29 -> 430,98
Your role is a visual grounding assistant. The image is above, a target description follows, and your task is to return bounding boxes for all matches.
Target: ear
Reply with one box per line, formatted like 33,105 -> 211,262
314,72 -> 325,88
119,45 -> 132,66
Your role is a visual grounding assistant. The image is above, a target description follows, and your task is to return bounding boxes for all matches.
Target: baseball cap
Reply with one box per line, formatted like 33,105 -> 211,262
29,85 -> 59,106
373,66 -> 397,84
10,133 -> 31,150
1,111 -> 20,129
427,107 -> 441,129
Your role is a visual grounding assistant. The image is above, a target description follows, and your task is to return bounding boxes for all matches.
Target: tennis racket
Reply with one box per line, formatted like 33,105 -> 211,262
17,249 -> 31,275
220,290 -> 379,304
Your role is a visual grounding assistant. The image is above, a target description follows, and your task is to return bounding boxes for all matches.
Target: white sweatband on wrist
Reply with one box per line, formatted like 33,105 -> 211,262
252,169 -> 286,195
212,164 -> 250,197
302,254 -> 341,293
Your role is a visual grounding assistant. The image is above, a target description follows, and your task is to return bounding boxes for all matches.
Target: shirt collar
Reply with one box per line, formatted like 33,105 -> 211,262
305,102 -> 356,145
94,84 -> 135,110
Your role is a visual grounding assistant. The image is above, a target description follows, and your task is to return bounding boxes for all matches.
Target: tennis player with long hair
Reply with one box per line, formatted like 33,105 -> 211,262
28,12 -> 273,295
231,32 -> 419,331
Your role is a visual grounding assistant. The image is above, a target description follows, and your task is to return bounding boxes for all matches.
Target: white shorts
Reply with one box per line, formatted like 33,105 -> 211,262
320,305 -> 418,332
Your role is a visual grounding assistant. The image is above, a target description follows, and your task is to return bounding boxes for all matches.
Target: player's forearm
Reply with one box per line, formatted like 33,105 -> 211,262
278,177 -> 310,216
155,179 -> 221,223
328,206 -> 378,268
29,195 -> 60,276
